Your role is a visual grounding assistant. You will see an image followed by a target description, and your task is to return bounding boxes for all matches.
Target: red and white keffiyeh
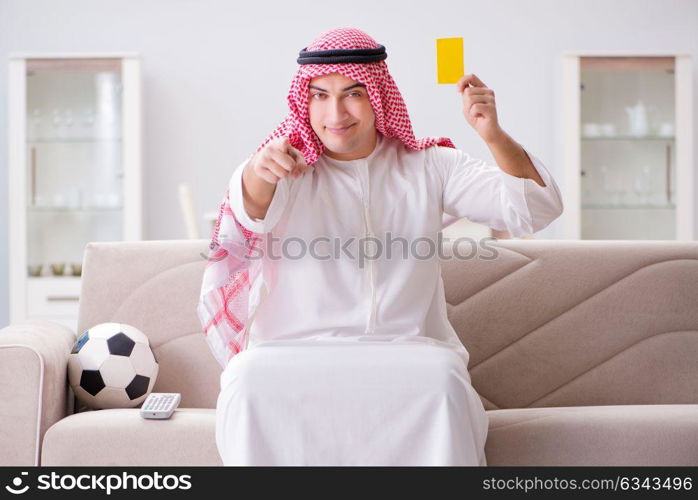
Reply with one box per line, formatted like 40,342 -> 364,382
198,27 -> 456,369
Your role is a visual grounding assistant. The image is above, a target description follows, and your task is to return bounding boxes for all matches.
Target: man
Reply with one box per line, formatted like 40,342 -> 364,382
199,27 -> 563,466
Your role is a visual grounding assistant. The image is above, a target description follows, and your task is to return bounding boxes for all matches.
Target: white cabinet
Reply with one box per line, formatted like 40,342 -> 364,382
562,53 -> 693,240
8,53 -> 143,331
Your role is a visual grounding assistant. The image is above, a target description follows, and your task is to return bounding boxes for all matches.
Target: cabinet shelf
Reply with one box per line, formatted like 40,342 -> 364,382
582,203 -> 676,210
581,136 -> 675,141
27,138 -> 122,144
28,275 -> 81,281
27,205 -> 123,212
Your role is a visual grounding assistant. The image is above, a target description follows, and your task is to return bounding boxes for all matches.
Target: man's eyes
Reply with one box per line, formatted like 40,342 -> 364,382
310,92 -> 363,99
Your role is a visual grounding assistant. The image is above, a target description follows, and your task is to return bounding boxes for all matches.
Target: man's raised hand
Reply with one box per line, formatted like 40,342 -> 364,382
456,73 -> 504,145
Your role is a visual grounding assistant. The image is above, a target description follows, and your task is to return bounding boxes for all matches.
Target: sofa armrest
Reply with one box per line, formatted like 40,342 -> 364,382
0,319 -> 76,466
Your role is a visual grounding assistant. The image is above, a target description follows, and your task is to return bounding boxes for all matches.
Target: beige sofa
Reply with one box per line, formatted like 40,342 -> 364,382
2,239 -> 698,466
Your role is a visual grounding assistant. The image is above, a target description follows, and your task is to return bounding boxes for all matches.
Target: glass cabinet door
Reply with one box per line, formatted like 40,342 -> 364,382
580,56 -> 676,239
25,58 -> 124,278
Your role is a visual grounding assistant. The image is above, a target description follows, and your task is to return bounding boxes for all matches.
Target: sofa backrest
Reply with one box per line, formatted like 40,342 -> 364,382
78,239 -> 698,410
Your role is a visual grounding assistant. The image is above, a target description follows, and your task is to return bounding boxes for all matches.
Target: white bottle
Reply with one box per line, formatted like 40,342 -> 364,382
625,100 -> 649,137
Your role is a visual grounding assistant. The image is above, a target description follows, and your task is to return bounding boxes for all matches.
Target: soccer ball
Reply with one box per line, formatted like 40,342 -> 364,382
68,322 -> 159,410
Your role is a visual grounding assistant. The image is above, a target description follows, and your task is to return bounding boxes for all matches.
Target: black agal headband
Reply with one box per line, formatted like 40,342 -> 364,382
297,44 -> 387,64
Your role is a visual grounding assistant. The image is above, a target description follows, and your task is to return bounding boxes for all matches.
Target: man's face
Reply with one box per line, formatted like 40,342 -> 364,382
308,73 -> 377,161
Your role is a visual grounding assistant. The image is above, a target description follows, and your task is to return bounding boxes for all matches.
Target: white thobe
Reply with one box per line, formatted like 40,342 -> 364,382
215,133 -> 564,466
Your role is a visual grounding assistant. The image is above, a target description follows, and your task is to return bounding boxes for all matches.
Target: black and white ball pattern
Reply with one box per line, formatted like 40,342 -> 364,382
68,322 -> 159,410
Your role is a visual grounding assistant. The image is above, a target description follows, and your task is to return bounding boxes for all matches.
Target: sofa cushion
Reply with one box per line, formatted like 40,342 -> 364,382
42,404 -> 698,466
41,408 -> 221,466
486,404 -> 698,465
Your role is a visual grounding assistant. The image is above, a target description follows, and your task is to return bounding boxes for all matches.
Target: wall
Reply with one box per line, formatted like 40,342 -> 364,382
2,0 -> 698,327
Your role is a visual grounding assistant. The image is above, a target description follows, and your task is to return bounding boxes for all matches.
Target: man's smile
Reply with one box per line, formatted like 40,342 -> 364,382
327,124 -> 356,135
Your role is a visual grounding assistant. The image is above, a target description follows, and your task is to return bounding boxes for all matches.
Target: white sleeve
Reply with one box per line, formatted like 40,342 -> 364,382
431,145 -> 564,237
228,154 -> 291,233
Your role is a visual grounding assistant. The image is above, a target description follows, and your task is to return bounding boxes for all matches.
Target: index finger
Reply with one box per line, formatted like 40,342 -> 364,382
287,145 -> 308,168
456,73 -> 487,93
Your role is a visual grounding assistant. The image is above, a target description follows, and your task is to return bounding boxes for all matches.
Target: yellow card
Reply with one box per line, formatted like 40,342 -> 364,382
436,37 -> 464,84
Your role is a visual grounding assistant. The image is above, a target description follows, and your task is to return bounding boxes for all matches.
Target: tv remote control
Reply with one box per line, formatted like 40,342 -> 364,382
140,392 -> 181,419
